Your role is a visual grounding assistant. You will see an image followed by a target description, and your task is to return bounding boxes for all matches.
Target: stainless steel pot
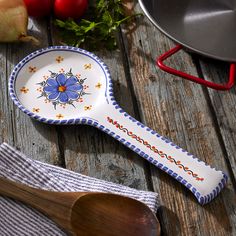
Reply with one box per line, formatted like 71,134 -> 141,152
139,0 -> 236,90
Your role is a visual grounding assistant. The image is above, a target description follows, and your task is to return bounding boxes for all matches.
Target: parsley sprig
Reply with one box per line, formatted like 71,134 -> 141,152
55,0 -> 140,50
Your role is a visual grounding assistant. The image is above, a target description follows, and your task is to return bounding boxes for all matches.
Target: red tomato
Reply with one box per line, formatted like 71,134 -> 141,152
54,0 -> 88,20
24,0 -> 54,17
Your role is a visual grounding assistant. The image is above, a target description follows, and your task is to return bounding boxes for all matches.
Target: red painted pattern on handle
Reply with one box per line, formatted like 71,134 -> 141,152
157,45 -> 236,91
107,116 -> 204,182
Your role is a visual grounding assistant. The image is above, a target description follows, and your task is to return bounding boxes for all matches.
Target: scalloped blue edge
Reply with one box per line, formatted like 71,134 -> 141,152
69,115 -> 228,205
9,46 -> 228,205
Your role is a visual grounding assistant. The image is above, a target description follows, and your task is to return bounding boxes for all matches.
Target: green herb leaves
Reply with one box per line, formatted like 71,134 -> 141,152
55,0 -> 140,50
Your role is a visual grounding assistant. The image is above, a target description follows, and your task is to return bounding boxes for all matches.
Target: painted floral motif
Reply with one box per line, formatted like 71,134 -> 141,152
59,68 -> 65,73
37,87 -> 43,93
37,69 -> 88,109
56,114 -> 64,119
95,82 -> 102,89
83,85 -> 89,90
56,56 -> 64,63
84,63 -> 92,69
29,66 -> 37,73
20,87 -> 29,94
84,105 -> 92,111
43,75 -> 49,81
44,99 -> 50,104
33,108 -> 40,113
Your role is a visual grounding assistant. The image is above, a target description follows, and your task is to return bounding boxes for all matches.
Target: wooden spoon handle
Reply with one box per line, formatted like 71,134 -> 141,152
0,177 -> 40,204
0,177 -> 78,232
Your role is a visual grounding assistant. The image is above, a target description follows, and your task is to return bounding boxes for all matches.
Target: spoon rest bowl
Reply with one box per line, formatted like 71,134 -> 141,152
9,46 -> 228,204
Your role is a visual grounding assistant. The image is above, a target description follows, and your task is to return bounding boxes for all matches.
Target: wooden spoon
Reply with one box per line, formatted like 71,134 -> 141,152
0,177 -> 160,236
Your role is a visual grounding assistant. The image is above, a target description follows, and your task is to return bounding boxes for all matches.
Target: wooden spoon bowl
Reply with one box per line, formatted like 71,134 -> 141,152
0,177 -> 160,236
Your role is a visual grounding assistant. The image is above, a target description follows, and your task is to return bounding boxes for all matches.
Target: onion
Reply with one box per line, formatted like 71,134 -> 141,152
0,0 -> 38,43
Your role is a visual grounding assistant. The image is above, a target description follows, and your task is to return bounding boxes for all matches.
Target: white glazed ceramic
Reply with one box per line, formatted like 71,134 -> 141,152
9,46 -> 227,204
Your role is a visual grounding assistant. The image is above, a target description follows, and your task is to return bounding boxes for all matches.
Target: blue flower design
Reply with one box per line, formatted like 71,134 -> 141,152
43,73 -> 83,104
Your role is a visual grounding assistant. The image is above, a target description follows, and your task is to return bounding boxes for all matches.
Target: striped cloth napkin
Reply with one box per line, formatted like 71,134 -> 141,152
0,143 -> 159,235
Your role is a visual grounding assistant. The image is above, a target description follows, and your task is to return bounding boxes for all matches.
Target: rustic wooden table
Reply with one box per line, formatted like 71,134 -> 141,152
0,2 -> 236,236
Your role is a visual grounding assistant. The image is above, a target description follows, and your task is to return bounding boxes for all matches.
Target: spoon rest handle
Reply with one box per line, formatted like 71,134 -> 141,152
91,103 -> 227,204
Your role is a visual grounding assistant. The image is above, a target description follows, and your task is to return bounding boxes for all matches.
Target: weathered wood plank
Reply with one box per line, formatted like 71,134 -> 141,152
0,5 -> 234,236
0,45 -> 14,145
121,1 -> 236,235
3,18 -> 61,164
198,58 -> 236,235
199,57 -> 236,179
50,26 -> 152,189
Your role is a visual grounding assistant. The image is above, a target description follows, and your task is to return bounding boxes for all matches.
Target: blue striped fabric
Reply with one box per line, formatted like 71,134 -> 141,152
0,143 -> 159,235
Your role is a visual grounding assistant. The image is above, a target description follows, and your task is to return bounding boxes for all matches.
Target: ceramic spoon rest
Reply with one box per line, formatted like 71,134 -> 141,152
9,46 -> 227,204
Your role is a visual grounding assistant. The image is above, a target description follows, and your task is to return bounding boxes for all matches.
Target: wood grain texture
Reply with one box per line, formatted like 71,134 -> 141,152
0,3 -> 235,236
121,1 -> 236,235
199,58 -> 236,179
1,18 -> 61,164
0,44 -> 14,145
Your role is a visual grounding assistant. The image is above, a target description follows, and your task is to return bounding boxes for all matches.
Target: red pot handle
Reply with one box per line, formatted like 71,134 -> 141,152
157,44 -> 236,90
